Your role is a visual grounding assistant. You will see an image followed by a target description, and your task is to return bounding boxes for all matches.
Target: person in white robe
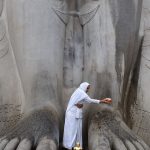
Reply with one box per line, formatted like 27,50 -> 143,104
63,82 -> 112,150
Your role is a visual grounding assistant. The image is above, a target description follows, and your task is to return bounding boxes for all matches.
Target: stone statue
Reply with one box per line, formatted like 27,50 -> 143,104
0,0 -> 150,149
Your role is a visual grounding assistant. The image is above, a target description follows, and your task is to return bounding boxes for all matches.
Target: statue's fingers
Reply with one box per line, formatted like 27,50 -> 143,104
16,139 -> 32,150
0,139 -> 9,150
124,140 -> 137,150
89,135 -> 111,150
4,138 -> 19,150
36,137 -> 57,150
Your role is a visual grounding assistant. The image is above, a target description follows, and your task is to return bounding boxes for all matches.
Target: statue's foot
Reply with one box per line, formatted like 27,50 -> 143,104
88,108 -> 150,150
0,108 -> 59,150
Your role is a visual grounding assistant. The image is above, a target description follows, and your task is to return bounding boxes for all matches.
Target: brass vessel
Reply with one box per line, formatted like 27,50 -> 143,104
73,142 -> 83,150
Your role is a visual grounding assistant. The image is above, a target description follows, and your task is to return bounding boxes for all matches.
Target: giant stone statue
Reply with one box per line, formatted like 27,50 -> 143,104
0,0 -> 150,149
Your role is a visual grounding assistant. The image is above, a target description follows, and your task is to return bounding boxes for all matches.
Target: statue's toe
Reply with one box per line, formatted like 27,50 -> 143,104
16,139 -> 32,150
111,125 -> 147,150
36,137 -> 57,150
0,139 -> 9,149
112,135 -> 127,150
3,138 -> 19,150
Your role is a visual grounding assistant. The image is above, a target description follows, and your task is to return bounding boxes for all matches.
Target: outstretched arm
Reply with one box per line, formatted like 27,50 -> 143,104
84,96 -> 112,104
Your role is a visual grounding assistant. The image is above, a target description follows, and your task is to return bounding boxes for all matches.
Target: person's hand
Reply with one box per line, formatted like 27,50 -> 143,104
100,98 -> 112,104
75,103 -> 83,108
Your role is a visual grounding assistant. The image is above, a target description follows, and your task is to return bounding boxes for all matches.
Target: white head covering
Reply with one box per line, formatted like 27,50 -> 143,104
66,82 -> 90,112
79,82 -> 90,92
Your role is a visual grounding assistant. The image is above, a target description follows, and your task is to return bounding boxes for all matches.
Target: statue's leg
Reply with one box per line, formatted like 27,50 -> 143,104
6,0 -> 65,113
80,0 -> 150,149
126,0 -> 150,145
0,0 -> 23,136
0,0 -> 66,149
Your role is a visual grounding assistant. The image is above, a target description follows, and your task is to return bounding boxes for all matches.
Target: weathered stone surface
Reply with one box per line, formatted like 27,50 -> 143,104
88,108 -> 150,150
0,0 -> 149,149
4,138 -> 19,150
0,139 -> 9,149
126,0 -> 150,145
36,137 -> 57,150
16,139 -> 32,150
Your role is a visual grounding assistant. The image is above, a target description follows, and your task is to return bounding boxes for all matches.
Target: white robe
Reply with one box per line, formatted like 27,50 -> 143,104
63,86 -> 100,149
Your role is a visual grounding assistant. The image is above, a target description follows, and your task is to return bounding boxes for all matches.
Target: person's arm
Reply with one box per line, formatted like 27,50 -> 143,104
84,96 -> 100,104
84,96 -> 112,104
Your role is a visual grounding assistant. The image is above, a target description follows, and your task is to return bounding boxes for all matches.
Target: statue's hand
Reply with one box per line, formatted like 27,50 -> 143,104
88,108 -> 150,150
